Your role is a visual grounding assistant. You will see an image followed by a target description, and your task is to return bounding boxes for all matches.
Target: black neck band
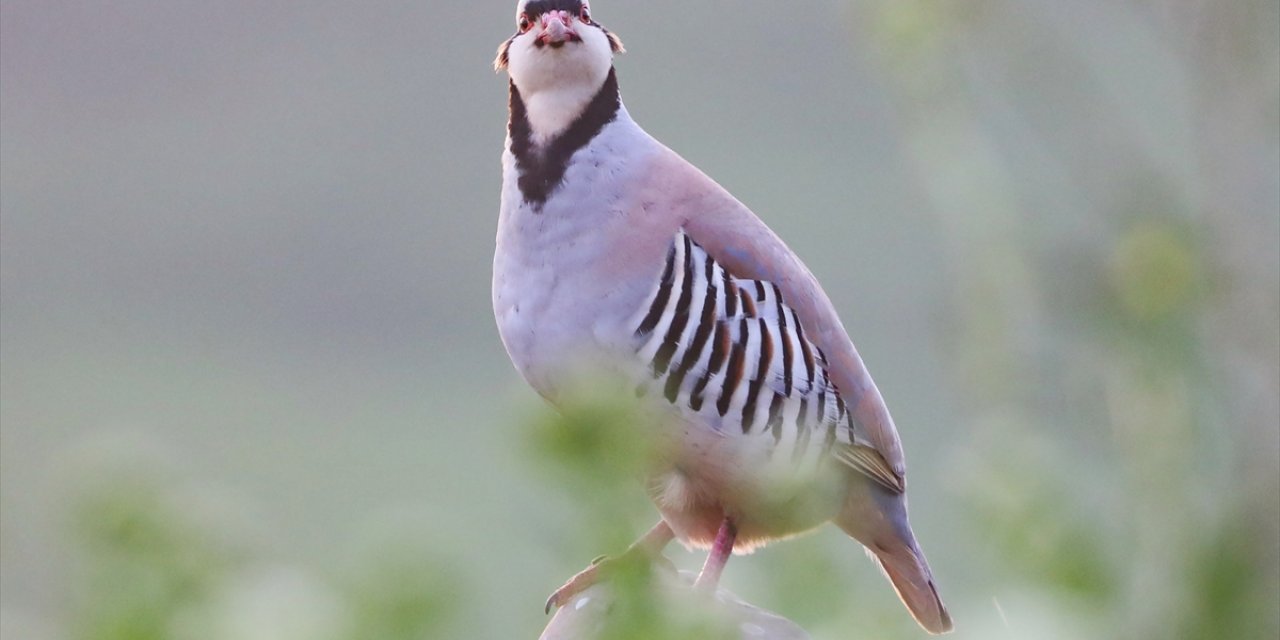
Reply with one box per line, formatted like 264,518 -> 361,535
507,68 -> 620,210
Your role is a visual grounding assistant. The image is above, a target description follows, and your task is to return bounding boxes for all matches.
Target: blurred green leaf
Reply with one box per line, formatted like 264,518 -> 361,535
1179,515 -> 1280,640
68,474 -> 242,640
1109,218 -> 1204,327
338,536 -> 461,640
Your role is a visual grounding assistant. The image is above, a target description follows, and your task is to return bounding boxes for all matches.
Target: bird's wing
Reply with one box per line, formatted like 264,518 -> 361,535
631,227 -> 903,493
622,147 -> 907,485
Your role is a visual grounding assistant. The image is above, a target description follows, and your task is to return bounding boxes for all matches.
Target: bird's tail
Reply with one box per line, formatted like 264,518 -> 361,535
835,480 -> 953,634
867,538 -> 952,634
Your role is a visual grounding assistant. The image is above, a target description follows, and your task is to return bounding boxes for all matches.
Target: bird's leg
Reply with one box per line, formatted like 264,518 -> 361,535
545,519 -> 675,613
693,516 -> 737,592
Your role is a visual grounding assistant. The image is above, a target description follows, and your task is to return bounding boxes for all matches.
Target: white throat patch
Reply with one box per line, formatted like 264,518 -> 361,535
503,14 -> 615,144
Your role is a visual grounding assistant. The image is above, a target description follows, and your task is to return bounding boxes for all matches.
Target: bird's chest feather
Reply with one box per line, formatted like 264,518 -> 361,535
492,132 -> 665,400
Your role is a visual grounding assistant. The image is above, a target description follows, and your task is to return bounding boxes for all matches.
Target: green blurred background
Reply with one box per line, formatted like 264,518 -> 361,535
2,0 -> 1277,638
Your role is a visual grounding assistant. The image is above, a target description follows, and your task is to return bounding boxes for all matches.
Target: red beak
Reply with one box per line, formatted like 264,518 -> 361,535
535,10 -> 580,48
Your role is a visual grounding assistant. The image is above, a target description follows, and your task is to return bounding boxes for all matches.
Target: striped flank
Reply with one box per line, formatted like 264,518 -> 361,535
633,231 -> 889,485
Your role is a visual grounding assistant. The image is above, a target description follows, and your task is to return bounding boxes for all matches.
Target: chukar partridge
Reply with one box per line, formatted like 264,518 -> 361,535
492,0 -> 952,633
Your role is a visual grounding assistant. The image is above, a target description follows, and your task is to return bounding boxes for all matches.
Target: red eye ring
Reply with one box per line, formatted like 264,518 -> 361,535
517,12 -> 532,33
579,5 -> 591,22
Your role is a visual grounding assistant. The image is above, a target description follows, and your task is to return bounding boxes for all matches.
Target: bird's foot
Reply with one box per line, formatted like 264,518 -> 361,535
544,548 -> 676,613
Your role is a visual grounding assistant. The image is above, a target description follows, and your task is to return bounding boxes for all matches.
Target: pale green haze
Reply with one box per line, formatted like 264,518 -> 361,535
2,1 -> 1277,638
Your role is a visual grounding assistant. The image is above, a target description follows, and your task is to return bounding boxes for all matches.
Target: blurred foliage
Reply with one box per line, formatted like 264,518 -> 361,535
64,461 -> 461,640
68,473 -> 245,640
528,380 -> 668,553
1109,218 -> 1204,327
853,0 -> 1279,637
2,0 -> 1276,639
337,534 -> 462,640
528,382 -> 739,639
959,432 -> 1118,606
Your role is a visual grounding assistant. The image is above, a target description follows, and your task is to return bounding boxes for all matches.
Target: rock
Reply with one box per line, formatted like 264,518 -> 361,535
540,571 -> 810,640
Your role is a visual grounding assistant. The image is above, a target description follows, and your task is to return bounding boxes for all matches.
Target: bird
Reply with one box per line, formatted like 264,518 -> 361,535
491,0 -> 953,634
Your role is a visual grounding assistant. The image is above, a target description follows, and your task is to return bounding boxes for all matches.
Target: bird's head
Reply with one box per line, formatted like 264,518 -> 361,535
494,0 -> 624,97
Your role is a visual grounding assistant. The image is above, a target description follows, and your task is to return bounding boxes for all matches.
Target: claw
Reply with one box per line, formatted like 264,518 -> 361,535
545,561 -> 603,613
544,552 -> 682,614
544,520 -> 677,614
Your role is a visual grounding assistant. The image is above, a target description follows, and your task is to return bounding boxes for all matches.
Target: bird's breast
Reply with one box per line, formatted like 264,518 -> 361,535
492,134 -> 666,401
493,212 -> 618,398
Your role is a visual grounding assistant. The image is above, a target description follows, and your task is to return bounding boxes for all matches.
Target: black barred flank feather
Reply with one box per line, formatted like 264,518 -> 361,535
634,232 -> 904,491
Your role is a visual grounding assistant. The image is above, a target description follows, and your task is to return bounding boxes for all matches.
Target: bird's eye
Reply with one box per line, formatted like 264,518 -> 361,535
517,13 -> 532,33
579,5 -> 591,22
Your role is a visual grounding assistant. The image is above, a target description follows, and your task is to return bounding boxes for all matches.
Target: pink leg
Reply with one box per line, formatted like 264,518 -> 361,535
545,520 -> 675,613
693,517 -> 737,591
